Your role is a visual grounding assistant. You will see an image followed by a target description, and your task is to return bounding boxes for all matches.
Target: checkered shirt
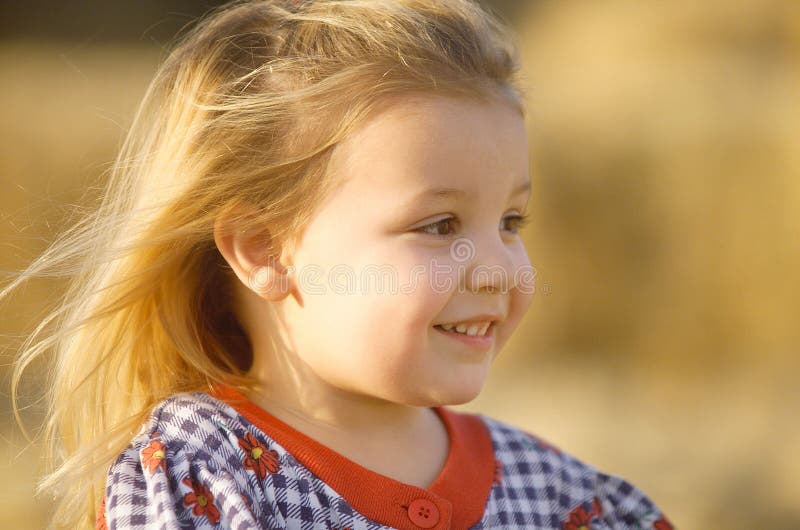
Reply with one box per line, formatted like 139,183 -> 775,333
100,392 -> 673,529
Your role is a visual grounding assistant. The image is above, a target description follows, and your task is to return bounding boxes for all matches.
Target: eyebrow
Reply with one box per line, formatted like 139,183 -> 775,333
408,180 -> 531,203
511,180 -> 532,197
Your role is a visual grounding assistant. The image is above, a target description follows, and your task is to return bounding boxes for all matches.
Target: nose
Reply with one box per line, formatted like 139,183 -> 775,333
455,233 -> 519,294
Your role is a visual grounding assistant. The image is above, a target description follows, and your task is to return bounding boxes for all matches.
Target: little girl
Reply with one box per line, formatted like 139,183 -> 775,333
7,0 -> 673,528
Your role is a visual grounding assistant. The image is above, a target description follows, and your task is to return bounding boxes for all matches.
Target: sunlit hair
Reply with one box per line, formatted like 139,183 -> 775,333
2,0 -> 525,527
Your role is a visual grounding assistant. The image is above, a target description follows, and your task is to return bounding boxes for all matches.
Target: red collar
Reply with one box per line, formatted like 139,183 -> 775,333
210,385 -> 495,530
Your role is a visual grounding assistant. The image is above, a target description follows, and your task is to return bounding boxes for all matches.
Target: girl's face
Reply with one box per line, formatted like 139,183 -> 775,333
278,94 -> 533,407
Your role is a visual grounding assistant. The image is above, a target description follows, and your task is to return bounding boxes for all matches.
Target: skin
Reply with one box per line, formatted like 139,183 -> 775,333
214,93 -> 534,488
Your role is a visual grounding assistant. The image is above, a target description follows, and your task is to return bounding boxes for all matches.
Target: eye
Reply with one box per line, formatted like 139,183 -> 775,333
415,213 -> 531,238
415,217 -> 458,238
502,213 -> 531,235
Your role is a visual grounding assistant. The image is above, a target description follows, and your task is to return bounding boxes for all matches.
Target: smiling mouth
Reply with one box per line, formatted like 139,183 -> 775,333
432,323 -> 496,351
433,322 -> 495,337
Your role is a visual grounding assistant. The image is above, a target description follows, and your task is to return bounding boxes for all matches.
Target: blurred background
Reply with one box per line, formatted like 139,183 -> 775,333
1,0 -> 798,528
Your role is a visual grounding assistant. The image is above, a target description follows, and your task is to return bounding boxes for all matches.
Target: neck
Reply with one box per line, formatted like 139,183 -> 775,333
246,347 -> 429,435
245,344 -> 450,488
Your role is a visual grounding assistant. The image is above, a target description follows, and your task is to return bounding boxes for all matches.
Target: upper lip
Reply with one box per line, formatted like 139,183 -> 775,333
436,313 -> 504,326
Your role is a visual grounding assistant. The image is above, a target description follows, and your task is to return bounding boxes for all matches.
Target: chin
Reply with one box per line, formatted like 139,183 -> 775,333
410,382 -> 485,408
439,387 -> 483,406
380,368 -> 489,407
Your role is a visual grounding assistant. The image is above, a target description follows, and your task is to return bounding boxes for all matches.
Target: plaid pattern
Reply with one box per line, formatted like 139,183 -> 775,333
103,392 -> 672,529
477,416 -> 669,529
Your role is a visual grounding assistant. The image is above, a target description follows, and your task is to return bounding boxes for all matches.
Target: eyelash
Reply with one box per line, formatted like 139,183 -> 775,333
415,213 -> 531,238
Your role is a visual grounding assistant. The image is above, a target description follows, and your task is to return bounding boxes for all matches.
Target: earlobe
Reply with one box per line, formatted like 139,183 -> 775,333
247,259 -> 294,300
213,207 -> 294,301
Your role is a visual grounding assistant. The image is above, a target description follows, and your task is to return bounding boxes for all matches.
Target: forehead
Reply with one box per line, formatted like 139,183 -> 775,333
328,94 -> 529,195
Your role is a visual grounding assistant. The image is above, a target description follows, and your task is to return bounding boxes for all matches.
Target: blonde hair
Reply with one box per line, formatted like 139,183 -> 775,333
3,0 -> 525,527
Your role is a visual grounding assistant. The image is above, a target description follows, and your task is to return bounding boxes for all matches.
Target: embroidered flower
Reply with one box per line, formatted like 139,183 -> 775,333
238,432 -> 280,479
141,439 -> 167,475
562,504 -> 593,530
182,478 -> 220,525
653,515 -> 675,530
493,459 -> 504,485
562,498 -> 602,530
562,506 -> 592,530
591,497 -> 603,517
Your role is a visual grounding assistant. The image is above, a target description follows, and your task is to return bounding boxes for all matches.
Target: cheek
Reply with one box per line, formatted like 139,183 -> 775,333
291,259 -> 445,370
362,246 -> 460,319
494,244 -> 535,346
509,241 -> 534,295
314,296 -> 437,396
507,289 -> 534,333
489,288 -> 533,361
398,251 -> 461,303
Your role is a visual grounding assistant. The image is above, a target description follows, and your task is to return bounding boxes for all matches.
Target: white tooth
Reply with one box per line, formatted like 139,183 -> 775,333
466,324 -> 480,336
479,322 -> 491,336
441,323 -> 455,331
455,323 -> 468,333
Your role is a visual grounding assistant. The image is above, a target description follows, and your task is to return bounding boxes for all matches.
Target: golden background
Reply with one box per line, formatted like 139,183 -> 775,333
1,0 -> 798,527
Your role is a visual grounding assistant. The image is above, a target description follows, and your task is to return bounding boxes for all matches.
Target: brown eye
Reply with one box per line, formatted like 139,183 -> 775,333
416,217 -> 457,237
502,213 -> 531,234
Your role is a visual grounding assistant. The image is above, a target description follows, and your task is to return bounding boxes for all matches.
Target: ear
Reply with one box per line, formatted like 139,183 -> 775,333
213,203 -> 293,301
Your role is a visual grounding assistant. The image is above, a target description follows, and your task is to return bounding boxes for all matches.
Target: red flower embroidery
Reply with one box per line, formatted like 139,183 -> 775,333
493,459 -> 504,485
182,478 -> 220,524
238,432 -> 280,480
562,504 -> 593,530
653,515 -> 674,530
562,498 -> 602,530
95,494 -> 107,530
141,439 -> 167,475
592,497 -> 603,517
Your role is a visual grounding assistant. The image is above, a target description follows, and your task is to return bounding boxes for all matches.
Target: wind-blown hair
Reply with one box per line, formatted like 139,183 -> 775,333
3,0 -> 525,527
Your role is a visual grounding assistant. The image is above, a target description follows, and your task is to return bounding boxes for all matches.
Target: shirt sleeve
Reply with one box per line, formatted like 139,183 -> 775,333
101,431 -> 263,530
588,471 -> 675,530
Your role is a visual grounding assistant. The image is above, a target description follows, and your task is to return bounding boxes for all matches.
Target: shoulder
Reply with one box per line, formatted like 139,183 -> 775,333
130,391 -> 244,448
102,392 -> 280,529
478,413 -> 594,485
108,391 -> 247,482
476,413 -> 674,529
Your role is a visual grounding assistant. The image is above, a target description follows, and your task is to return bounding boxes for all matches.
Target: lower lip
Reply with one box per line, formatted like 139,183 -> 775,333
433,323 -> 495,350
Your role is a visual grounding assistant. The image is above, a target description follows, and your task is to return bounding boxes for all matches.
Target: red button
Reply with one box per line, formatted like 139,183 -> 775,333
407,498 -> 440,528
